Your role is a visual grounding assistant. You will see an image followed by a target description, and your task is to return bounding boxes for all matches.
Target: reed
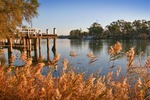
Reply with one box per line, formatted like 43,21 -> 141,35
0,42 -> 150,100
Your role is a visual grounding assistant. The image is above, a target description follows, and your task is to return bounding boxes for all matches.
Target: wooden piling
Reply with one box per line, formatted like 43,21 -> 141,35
52,28 -> 56,56
26,38 -> 29,57
8,38 -> 13,66
8,48 -> 13,66
1,28 -> 57,63
23,38 -> 26,51
8,38 -> 13,53
29,38 -> 32,57
46,29 -> 50,61
38,30 -> 42,57
47,39 -> 50,60
26,38 -> 32,58
53,37 -> 56,56
34,38 -> 38,60
39,38 -> 41,57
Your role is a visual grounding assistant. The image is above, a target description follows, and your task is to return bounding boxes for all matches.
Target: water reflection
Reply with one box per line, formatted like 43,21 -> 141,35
70,39 -> 103,55
69,39 -> 150,58
0,50 -> 7,66
88,40 -> 103,54
1,39 -> 150,77
1,41 -> 57,67
70,39 -> 83,49
106,39 -> 149,56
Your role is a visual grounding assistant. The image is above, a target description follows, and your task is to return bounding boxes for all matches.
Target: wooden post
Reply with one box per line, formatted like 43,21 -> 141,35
39,38 -> 41,57
39,30 -> 42,57
8,38 -> 13,53
8,48 -> 13,66
26,38 -> 31,58
26,38 -> 28,51
46,29 -> 50,61
27,38 -> 29,57
34,38 -> 38,60
52,28 -> 56,56
29,38 -> 32,57
23,38 -> 26,51
8,38 -> 13,66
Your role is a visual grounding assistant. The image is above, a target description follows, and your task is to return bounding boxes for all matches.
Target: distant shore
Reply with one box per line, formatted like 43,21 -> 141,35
58,35 -> 150,40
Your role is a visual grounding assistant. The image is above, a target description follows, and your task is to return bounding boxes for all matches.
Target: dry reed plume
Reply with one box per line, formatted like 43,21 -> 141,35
70,50 -> 77,57
108,41 -> 122,67
0,42 -> 150,100
109,41 -> 122,56
126,47 -> 135,67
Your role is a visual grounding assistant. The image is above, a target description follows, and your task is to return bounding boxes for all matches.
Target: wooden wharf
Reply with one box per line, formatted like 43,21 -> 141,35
0,28 -> 57,65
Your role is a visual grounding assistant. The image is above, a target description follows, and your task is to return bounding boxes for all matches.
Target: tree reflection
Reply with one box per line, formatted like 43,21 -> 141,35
0,50 -> 7,66
70,39 -> 103,55
121,39 -> 147,55
70,39 -> 83,49
107,39 -> 148,56
88,40 -> 103,54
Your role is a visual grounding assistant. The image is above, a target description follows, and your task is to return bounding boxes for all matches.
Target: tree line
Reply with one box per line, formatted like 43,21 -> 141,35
69,20 -> 150,39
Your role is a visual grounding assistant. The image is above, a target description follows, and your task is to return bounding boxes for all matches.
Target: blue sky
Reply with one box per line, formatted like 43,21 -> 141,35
26,0 -> 150,35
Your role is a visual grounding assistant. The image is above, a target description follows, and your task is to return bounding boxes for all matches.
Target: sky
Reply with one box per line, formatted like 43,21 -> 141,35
25,0 -> 150,35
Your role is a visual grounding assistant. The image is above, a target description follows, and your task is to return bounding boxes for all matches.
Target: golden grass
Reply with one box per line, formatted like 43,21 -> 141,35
0,42 -> 150,100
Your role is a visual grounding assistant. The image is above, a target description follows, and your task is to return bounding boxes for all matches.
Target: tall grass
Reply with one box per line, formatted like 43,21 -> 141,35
0,42 -> 150,100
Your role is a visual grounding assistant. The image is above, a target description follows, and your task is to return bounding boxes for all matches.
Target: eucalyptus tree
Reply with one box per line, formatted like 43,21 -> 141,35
106,21 -> 121,36
0,0 -> 39,38
132,20 -> 142,35
88,22 -> 103,37
141,20 -> 149,34
132,20 -> 150,38
147,21 -> 150,37
123,21 -> 133,34
70,29 -> 83,39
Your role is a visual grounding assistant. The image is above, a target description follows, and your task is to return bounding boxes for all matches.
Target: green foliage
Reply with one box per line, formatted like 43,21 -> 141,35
88,22 -> 103,36
0,0 -> 39,38
69,20 -> 150,39
69,29 -> 87,39
106,20 -> 150,38
69,22 -> 103,39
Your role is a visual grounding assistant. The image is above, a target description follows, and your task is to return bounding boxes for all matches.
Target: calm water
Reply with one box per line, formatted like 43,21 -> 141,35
3,39 -> 150,77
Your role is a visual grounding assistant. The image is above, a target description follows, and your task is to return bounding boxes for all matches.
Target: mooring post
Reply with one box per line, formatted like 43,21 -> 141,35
26,39 -> 28,56
46,29 -> 50,61
26,37 -> 31,58
8,38 -> 13,66
26,38 -> 28,51
8,38 -> 13,53
34,38 -> 38,60
39,38 -> 41,57
52,28 -> 56,56
23,38 -> 26,51
38,30 -> 42,57
8,48 -> 13,66
29,38 -> 32,57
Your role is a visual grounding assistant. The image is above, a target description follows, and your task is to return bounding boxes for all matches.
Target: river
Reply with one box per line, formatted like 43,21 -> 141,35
2,39 -> 150,77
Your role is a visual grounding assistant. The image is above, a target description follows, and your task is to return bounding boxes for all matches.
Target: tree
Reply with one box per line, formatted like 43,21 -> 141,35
123,21 -> 133,34
132,20 -> 150,38
0,0 -> 39,38
106,21 -> 121,36
88,22 -> 103,37
106,20 -> 134,38
70,29 -> 82,39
